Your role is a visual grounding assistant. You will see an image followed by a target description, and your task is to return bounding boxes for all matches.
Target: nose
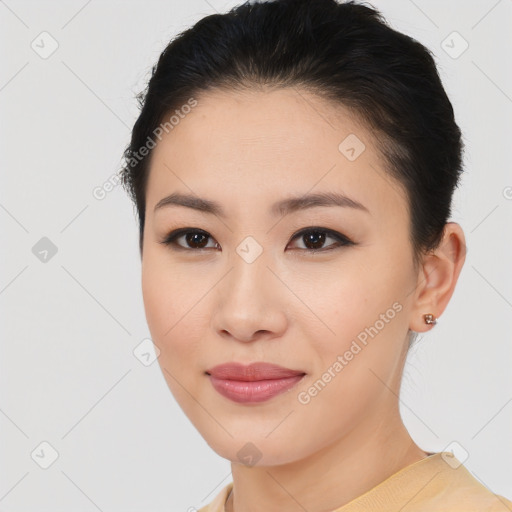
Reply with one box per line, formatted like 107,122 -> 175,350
211,249 -> 287,343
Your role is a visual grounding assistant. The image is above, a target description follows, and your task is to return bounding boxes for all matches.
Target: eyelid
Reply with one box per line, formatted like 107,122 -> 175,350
289,226 -> 351,242
158,227 -> 218,251
287,227 -> 353,251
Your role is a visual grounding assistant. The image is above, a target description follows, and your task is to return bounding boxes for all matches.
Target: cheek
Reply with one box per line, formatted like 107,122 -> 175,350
141,257 -> 172,339
141,245 -> 194,321
292,254 -> 409,367
290,269 -> 407,428
141,252 -> 190,350
141,255 -> 204,410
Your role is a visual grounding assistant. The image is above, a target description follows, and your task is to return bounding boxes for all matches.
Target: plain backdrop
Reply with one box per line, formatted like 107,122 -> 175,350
1,0 -> 511,510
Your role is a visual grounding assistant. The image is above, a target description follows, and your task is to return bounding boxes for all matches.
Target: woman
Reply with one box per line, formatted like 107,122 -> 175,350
119,0 -> 512,510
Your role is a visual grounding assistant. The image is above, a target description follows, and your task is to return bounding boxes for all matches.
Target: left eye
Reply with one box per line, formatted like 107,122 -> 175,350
287,228 -> 354,252
158,227 -> 354,252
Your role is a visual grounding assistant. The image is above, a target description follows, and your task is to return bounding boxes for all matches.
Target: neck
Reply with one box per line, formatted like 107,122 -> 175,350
225,409 -> 427,512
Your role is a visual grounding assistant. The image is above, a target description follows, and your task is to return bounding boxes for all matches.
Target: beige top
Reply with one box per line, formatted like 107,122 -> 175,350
198,452 -> 512,511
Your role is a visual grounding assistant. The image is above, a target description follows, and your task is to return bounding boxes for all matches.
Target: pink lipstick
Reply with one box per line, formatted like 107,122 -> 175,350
206,362 -> 306,403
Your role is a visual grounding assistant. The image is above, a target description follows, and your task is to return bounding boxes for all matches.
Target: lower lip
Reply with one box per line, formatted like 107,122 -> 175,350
208,374 -> 305,403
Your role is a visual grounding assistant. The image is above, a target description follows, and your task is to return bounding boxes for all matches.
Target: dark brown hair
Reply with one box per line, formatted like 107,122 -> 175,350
120,0 -> 465,274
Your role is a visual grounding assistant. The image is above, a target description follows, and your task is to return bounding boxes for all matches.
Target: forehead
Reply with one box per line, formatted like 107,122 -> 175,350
146,87 -> 408,223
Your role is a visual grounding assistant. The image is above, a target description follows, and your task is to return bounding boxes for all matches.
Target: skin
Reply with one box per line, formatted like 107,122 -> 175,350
140,87 -> 466,512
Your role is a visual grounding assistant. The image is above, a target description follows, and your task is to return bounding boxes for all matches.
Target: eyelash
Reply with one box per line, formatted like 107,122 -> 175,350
158,227 -> 354,253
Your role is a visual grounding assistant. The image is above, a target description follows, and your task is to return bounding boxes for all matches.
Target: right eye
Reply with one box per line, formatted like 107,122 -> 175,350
158,228 -> 220,251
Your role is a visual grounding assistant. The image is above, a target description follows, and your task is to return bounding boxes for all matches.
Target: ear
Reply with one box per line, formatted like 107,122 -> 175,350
409,222 -> 467,333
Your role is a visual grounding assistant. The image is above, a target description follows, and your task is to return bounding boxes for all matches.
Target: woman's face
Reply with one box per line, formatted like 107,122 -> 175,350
141,87 -> 422,465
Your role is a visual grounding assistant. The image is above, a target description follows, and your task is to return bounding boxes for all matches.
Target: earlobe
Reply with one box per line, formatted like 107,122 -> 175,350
409,222 -> 466,334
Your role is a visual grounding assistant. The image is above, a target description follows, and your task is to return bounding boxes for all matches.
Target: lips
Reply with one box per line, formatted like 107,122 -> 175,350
205,362 -> 306,381
206,362 -> 306,403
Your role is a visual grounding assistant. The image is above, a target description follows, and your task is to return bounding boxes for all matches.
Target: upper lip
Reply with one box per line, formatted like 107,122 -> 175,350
206,362 -> 306,381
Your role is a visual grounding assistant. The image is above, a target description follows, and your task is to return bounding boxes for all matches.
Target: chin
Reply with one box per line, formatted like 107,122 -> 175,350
199,427 -> 311,468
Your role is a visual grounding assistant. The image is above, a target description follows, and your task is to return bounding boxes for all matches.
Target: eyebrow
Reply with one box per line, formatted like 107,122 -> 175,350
153,191 -> 370,218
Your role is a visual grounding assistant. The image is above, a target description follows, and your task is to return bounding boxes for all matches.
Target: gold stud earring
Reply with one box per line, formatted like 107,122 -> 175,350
423,313 -> 437,325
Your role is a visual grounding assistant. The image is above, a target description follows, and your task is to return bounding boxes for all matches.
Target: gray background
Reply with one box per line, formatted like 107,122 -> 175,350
1,0 -> 511,510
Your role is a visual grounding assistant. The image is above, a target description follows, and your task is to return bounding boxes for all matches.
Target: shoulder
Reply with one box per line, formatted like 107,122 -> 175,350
488,495 -> 512,511
196,482 -> 233,512
416,454 -> 512,511
343,452 -> 512,512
